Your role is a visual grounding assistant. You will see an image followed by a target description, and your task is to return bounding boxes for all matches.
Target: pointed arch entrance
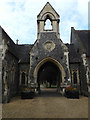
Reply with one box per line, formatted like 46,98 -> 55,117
37,61 -> 61,88
33,57 -> 66,89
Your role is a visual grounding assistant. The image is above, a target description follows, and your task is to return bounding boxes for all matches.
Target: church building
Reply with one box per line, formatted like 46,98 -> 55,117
0,2 -> 90,103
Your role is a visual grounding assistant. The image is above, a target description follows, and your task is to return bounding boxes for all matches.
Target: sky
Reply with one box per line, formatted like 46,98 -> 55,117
0,0 -> 89,44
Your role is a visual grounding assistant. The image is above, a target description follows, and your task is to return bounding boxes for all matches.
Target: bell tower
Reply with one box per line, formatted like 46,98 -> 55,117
29,2 -> 71,88
37,2 -> 60,39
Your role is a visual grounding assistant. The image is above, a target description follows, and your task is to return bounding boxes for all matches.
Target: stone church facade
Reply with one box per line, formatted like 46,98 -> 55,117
0,2 -> 90,103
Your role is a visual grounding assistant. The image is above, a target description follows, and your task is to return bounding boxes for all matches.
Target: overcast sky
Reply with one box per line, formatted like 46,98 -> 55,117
0,0 -> 89,44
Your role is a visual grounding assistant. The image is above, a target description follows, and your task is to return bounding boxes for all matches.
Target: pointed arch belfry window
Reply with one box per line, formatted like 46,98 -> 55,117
44,19 -> 52,30
37,2 -> 60,38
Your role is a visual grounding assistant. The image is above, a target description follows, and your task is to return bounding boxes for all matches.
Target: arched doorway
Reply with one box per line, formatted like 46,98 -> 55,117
33,57 -> 66,95
33,57 -> 66,84
37,61 -> 61,90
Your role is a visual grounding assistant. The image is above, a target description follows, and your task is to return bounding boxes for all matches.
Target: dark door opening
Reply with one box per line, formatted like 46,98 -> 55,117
21,72 -> 25,84
73,72 -> 77,84
37,61 -> 62,93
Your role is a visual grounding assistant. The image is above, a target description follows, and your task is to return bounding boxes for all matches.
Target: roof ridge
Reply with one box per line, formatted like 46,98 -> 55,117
76,30 -> 89,32
18,44 -> 33,46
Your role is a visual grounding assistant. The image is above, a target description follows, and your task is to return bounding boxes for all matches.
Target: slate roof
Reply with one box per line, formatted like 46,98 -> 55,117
75,30 -> 90,56
65,44 -> 81,63
2,27 -> 33,63
2,26 -> 84,64
16,44 -> 33,63
2,28 -> 18,59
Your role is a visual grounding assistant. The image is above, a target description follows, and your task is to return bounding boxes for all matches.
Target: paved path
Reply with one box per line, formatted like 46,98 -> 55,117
2,88 -> 88,118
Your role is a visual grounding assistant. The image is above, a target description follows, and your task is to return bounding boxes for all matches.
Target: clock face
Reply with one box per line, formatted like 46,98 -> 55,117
43,41 -> 55,52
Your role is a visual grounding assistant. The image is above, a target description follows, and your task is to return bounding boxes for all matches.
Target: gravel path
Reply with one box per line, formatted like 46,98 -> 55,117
2,88 -> 88,118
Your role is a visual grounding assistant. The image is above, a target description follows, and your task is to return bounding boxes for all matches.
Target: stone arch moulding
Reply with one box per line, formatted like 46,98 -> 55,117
33,57 -> 66,84
41,12 -> 56,20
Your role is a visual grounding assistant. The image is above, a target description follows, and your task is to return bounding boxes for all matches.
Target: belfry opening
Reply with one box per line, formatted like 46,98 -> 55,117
37,61 -> 62,91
